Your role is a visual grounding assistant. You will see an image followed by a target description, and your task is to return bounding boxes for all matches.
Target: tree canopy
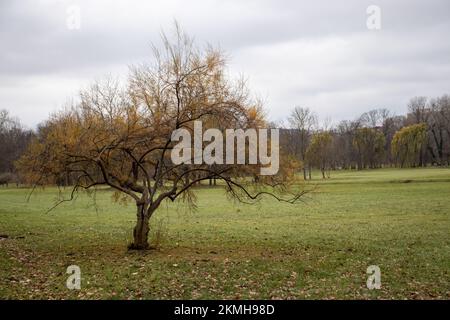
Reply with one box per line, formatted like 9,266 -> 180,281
391,123 -> 427,168
16,27 -> 303,249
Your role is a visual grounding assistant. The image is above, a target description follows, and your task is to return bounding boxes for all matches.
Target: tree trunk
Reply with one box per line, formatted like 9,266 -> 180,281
129,204 -> 151,250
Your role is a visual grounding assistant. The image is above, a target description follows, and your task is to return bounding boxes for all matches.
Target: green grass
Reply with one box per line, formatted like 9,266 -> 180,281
0,168 -> 449,299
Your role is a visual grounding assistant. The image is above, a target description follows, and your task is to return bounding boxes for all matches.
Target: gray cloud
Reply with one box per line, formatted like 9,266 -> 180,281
1,0 -> 450,127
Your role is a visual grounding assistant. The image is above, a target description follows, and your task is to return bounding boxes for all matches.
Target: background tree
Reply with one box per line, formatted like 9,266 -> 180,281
382,114 -> 405,166
359,108 -> 400,165
391,123 -> 427,168
333,120 -> 360,169
352,127 -> 386,169
306,131 -> 333,179
427,95 -> 450,165
278,96 -> 449,171
16,28 -> 304,250
0,109 -> 33,184
359,108 -> 389,128
288,106 -> 317,180
407,97 -> 429,166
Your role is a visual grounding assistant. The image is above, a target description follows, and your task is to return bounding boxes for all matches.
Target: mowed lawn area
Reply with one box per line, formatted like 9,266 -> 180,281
0,168 -> 449,299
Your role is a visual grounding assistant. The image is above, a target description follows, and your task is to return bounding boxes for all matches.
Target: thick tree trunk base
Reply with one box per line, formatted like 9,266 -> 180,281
128,242 -> 150,250
129,204 -> 151,250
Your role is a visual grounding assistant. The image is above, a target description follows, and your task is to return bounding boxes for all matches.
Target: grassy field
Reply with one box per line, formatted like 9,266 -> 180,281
0,168 -> 449,299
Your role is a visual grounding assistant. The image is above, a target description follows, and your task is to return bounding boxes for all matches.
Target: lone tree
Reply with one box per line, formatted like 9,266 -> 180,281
17,27 -> 303,250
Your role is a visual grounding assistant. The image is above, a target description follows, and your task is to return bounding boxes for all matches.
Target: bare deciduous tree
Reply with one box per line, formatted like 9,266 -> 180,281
288,107 -> 317,180
17,27 -> 304,250
0,109 -> 33,180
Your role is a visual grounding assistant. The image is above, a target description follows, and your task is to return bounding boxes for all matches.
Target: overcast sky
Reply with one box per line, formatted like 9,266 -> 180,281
1,0 -> 449,128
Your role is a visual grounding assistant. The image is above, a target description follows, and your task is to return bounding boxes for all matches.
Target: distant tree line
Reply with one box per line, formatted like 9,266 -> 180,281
0,110 -> 33,186
1,94 -> 449,185
281,94 -> 450,178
